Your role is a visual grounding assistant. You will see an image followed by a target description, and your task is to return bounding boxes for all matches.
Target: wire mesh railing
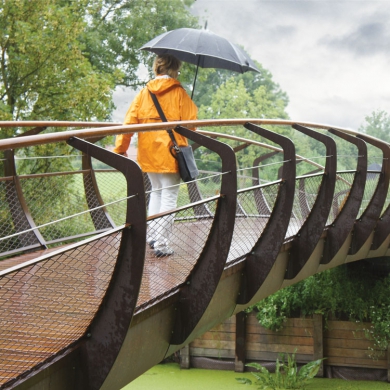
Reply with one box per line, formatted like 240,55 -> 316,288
0,229 -> 122,387
136,197 -> 218,311
285,174 -> 323,240
19,172 -> 97,242
0,177 -> 42,256
326,171 -> 355,225
227,181 -> 280,263
358,171 -> 381,219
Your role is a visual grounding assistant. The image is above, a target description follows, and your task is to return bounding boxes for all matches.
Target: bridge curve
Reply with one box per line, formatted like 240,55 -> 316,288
0,119 -> 389,389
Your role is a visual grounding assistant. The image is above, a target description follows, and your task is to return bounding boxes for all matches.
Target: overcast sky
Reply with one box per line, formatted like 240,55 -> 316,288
113,0 -> 390,131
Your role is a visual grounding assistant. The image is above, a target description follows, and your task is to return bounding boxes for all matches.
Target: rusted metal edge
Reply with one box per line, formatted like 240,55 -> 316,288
67,138 -> 146,390
371,158 -> 390,250
321,129 -> 367,263
169,125 -> 237,346
285,124 -> 337,279
2,341 -> 82,389
349,134 -> 390,254
236,122 -> 296,304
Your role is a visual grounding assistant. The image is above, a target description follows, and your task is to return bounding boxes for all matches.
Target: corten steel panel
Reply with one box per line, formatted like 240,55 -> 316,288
285,124 -> 337,279
321,129 -> 367,264
237,123 -> 296,304
170,126 -> 237,345
349,135 -> 390,254
371,145 -> 390,250
66,138 -> 146,390
81,154 -> 116,230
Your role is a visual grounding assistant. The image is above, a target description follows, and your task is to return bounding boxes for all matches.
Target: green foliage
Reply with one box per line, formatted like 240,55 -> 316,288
195,66 -> 291,177
0,0 -> 115,123
358,110 -> 390,167
359,110 -> 390,143
197,64 -> 289,122
82,0 -> 199,88
0,0 -> 198,126
193,62 -> 288,111
250,260 -> 390,357
236,351 -> 323,389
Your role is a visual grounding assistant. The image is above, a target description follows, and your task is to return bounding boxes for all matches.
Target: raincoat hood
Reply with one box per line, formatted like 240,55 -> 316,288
146,77 -> 182,96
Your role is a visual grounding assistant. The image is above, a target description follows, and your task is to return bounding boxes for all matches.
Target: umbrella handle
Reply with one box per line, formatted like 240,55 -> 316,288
191,57 -> 201,100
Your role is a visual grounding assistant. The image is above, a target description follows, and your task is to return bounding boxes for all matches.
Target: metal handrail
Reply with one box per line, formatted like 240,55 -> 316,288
1,118 -> 387,151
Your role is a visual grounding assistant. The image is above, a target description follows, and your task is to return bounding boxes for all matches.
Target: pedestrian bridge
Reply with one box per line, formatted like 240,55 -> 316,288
0,119 -> 389,389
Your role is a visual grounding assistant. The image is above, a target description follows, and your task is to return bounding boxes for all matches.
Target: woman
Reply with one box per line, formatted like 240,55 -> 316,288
114,54 -> 198,257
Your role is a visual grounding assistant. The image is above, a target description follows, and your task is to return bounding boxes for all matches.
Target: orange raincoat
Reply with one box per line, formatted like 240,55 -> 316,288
113,77 -> 198,173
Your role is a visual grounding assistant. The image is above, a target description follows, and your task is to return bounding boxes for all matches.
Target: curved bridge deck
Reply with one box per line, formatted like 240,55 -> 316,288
0,119 -> 389,389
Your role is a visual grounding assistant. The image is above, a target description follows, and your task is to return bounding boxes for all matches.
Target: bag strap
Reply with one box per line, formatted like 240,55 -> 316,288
148,90 -> 179,151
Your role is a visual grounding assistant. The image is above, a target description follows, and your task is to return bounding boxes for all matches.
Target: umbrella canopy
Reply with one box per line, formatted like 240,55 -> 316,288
140,28 -> 260,98
141,28 -> 259,73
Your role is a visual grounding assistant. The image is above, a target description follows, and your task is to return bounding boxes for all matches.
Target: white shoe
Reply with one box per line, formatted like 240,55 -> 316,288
147,239 -> 156,249
154,245 -> 174,257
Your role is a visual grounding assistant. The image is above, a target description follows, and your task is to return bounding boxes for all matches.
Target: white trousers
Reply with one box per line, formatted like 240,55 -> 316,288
147,172 -> 180,247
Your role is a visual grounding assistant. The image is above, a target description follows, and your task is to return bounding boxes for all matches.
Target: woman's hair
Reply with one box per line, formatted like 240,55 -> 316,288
153,54 -> 182,78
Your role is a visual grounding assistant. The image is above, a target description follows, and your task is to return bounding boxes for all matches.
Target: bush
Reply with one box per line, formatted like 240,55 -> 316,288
250,259 -> 390,357
236,350 -> 324,389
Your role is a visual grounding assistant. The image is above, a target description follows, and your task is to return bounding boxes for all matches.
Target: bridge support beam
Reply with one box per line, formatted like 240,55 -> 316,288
237,123 -> 296,304
169,126 -> 237,346
285,124 -> 337,280
67,138 -> 146,390
321,129 -> 367,264
349,134 -> 390,255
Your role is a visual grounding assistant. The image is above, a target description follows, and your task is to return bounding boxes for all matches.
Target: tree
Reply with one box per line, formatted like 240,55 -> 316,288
251,260 -> 390,358
81,0 -> 199,88
0,0 -> 198,135
358,110 -> 390,166
195,64 -> 290,179
359,110 -> 390,143
0,0 -> 115,130
193,62 -> 288,111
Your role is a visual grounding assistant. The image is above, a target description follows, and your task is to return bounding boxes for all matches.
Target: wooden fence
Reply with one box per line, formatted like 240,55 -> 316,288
179,312 -> 389,381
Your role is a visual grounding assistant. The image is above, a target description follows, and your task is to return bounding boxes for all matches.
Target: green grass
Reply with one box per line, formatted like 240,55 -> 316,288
123,363 -> 390,389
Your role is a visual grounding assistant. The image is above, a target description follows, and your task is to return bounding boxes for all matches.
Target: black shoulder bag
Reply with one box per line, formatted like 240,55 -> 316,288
149,91 -> 199,182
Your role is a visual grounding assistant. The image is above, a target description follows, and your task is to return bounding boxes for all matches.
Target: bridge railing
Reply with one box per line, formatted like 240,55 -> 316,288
0,227 -> 123,387
1,119 -> 390,389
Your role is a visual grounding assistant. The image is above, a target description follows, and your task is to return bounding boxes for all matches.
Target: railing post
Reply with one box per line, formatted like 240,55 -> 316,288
313,314 -> 324,377
180,345 -> 191,369
235,311 -> 247,372
387,344 -> 390,382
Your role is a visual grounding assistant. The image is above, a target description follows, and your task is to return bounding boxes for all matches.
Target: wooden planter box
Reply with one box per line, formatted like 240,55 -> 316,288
182,312 -> 389,381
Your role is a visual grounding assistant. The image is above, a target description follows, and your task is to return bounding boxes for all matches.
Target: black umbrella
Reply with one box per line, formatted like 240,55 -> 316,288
140,28 -> 260,98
